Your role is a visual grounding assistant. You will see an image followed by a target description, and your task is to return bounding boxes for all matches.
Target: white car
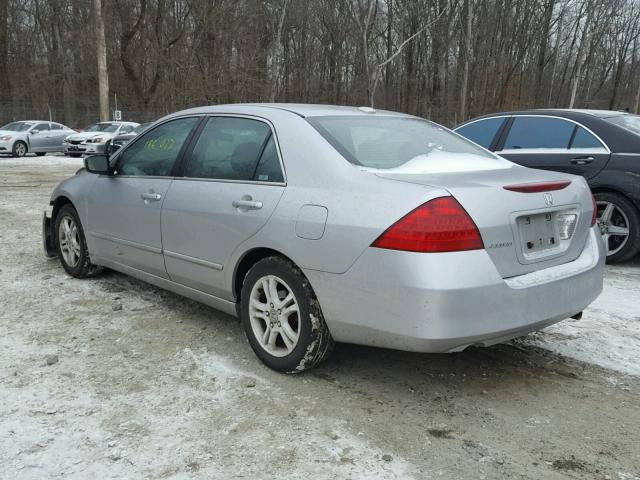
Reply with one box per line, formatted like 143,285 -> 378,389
63,122 -> 139,157
0,121 -> 76,157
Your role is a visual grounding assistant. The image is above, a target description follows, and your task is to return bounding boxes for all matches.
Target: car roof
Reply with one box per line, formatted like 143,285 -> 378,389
461,108 -> 630,124
169,103 -> 415,119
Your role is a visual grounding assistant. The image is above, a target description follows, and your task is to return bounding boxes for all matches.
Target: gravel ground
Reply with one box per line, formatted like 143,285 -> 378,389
1,156 -> 639,480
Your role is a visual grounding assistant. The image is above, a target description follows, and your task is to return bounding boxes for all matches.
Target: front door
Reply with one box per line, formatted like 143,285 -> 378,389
29,122 -> 53,152
86,116 -> 201,278
497,116 -> 610,179
161,116 -> 286,299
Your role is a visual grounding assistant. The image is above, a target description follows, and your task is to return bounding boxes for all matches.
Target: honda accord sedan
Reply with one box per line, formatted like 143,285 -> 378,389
42,104 -> 605,373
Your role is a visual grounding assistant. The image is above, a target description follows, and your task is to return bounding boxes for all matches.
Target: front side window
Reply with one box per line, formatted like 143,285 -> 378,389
184,117 -> 282,182
117,117 -> 199,177
503,117 -> 574,150
455,117 -> 504,149
571,127 -> 604,149
308,116 -> 495,170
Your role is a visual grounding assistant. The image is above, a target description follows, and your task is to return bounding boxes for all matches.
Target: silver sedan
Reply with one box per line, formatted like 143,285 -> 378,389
42,104 -> 605,373
0,120 -> 76,157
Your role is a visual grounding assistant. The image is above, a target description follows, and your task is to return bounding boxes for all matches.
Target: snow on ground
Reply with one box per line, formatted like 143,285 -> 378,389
1,156 -> 640,478
523,261 -> 640,377
0,153 -> 84,167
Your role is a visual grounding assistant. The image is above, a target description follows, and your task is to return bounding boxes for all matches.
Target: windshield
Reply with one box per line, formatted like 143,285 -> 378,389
1,121 -> 34,132
307,116 -> 498,172
604,114 -> 640,136
85,123 -> 119,133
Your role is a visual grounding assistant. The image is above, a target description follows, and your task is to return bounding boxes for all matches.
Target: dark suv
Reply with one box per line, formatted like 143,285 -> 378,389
455,109 -> 640,263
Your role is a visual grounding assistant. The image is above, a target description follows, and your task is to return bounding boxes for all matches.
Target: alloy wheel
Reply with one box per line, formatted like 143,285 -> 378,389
14,143 -> 26,157
58,215 -> 81,267
249,275 -> 300,357
597,200 -> 630,257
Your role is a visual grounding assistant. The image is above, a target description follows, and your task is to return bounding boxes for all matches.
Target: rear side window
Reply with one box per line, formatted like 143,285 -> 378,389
184,117 -> 283,182
308,116 -> 495,170
571,127 -> 604,149
503,117 -> 574,149
50,123 -> 62,130
35,123 -> 50,131
455,117 -> 504,149
117,117 -> 199,177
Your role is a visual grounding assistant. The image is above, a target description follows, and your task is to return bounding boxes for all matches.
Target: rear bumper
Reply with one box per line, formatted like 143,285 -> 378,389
305,227 -> 605,353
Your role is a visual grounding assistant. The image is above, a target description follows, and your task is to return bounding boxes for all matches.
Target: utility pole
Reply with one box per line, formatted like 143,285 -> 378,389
94,0 -> 109,121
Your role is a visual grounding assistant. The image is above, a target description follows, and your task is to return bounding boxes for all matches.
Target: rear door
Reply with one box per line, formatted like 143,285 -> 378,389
49,123 -> 68,151
496,116 -> 610,179
87,116 -> 201,278
161,116 -> 286,299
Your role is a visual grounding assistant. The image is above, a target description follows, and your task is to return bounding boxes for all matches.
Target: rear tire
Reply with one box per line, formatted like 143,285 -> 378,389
12,141 -> 27,157
240,256 -> 334,373
595,192 -> 640,263
54,204 -> 103,278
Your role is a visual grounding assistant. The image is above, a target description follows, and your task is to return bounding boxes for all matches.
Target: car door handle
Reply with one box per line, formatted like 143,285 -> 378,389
141,192 -> 162,201
232,199 -> 263,210
570,156 -> 595,165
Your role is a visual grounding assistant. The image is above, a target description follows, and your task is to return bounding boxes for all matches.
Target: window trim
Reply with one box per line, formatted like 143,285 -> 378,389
111,115 -> 205,179
471,114 -> 611,154
176,114 -> 287,186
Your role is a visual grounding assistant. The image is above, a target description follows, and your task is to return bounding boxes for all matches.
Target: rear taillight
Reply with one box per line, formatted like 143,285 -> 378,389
503,180 -> 571,193
591,195 -> 597,226
372,197 -> 484,253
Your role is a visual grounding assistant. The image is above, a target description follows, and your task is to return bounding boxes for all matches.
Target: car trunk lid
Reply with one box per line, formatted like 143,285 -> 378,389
375,165 -> 594,278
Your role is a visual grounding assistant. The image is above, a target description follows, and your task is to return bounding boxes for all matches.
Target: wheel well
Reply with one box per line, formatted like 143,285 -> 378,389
51,196 -> 73,231
591,187 -> 640,212
233,248 -> 296,302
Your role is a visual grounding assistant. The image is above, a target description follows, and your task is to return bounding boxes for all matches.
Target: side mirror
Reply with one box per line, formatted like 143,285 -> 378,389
84,155 -> 111,174
31,129 -> 39,135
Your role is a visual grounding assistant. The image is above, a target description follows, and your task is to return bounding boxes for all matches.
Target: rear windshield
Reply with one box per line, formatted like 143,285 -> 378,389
604,114 -> 640,136
307,116 -> 496,170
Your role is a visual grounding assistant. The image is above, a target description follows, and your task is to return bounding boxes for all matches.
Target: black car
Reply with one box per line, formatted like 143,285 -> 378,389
106,122 -> 152,155
455,109 -> 640,263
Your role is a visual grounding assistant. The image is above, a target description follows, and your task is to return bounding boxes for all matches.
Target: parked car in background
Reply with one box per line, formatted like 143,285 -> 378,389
0,121 -> 76,157
43,104 -> 604,373
455,109 -> 640,263
107,122 -> 152,156
63,121 -> 139,157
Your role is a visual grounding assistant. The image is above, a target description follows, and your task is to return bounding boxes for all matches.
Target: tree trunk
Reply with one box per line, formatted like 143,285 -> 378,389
94,0 -> 109,121
459,0 -> 472,121
0,0 -> 11,109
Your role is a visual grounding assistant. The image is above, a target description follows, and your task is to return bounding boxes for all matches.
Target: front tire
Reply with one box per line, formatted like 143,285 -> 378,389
596,192 -> 640,263
240,256 -> 334,373
54,204 -> 103,278
12,141 -> 27,157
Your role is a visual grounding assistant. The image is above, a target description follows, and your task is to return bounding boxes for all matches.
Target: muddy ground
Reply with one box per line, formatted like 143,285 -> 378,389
1,156 -> 639,479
